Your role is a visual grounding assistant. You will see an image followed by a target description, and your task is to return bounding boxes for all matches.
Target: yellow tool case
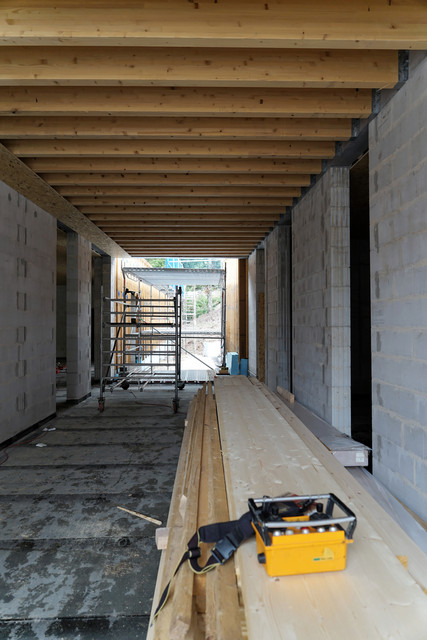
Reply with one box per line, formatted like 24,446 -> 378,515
248,493 -> 357,577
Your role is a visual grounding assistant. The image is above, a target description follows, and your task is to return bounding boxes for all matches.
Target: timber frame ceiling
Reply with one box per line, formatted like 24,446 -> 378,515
0,2 -> 426,258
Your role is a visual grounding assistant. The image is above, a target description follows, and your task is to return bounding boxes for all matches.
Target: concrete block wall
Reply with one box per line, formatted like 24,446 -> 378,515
248,248 -> 265,378
292,167 -> 351,433
369,53 -> 427,520
0,180 -> 56,442
264,224 -> 292,392
66,231 -> 92,402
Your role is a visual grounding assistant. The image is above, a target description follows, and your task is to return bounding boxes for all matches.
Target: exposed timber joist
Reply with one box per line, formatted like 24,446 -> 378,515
24,157 -> 323,173
54,185 -> 302,198
96,224 -> 275,232
6,139 -> 336,159
0,47 -> 397,88
0,117 -> 352,140
108,233 -> 266,241
81,205 -> 285,215
42,172 -> 312,187
0,86 -> 372,117
1,2 -> 426,49
68,196 -> 292,207
90,214 -> 280,223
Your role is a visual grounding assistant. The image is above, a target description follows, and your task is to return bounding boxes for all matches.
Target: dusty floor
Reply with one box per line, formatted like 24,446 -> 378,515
0,383 -> 196,639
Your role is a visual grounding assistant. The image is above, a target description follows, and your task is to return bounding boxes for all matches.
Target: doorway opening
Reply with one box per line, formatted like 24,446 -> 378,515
350,153 -> 372,450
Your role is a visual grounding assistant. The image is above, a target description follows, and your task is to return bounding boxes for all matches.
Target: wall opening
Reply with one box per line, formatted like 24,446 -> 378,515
350,154 -> 372,449
56,228 -> 67,408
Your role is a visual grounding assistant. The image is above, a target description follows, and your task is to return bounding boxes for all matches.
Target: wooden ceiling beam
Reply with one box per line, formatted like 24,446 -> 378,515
87,214 -> 280,222
96,224 -> 274,231
8,139 -> 336,159
119,242 -> 258,248
128,252 -> 249,257
42,172 -> 312,187
0,47 -> 397,89
81,205 -> 284,215
108,231 -> 265,238
126,250 -> 254,256
90,214 -> 280,223
1,2 -> 426,49
0,116 -> 352,141
0,142 -> 128,257
0,86 -> 372,118
69,196 -> 293,207
25,157 -> 322,174
55,185 -> 301,198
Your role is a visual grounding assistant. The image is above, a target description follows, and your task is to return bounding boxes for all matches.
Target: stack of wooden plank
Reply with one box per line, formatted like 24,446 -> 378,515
149,376 -> 427,639
147,383 -> 244,640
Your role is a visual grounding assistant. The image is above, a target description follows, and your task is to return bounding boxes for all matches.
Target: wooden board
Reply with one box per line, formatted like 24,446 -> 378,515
214,376 -> 427,640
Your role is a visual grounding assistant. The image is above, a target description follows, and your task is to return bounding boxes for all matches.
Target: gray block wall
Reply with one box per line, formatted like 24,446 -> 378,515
248,247 -> 265,378
264,224 -> 292,392
0,180 -> 56,442
369,54 -> 427,520
292,167 -> 351,434
66,232 -> 92,402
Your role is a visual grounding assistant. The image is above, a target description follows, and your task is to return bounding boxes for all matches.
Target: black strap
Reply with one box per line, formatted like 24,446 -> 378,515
152,511 -> 254,620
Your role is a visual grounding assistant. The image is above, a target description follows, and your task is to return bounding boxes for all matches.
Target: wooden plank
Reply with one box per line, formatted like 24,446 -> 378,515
204,385 -> 244,640
40,173 -> 313,186
0,47 -> 397,88
251,377 -> 427,591
214,376 -> 427,640
147,395 -> 198,640
1,2 -> 426,49
148,390 -> 207,640
168,388 -> 206,640
0,142 -> 128,258
0,117 -> 352,141
25,157 -> 323,173
276,385 -> 295,403
0,86 -> 372,117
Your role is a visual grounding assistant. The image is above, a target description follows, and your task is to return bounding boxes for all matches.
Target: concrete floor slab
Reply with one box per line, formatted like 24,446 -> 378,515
0,538 -> 158,618
1,442 -> 181,467
0,616 -> 149,640
36,427 -> 184,447
0,465 -> 177,496
0,494 -> 170,540
0,383 -> 198,639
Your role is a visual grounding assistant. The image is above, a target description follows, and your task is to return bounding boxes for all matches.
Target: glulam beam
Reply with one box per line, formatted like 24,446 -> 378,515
42,172 -> 312,187
0,116 -> 352,140
0,86 -> 372,117
55,186 -> 301,198
69,196 -> 292,207
1,2 -> 426,49
6,139 -> 336,159
0,47 -> 397,88
25,157 -> 322,174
